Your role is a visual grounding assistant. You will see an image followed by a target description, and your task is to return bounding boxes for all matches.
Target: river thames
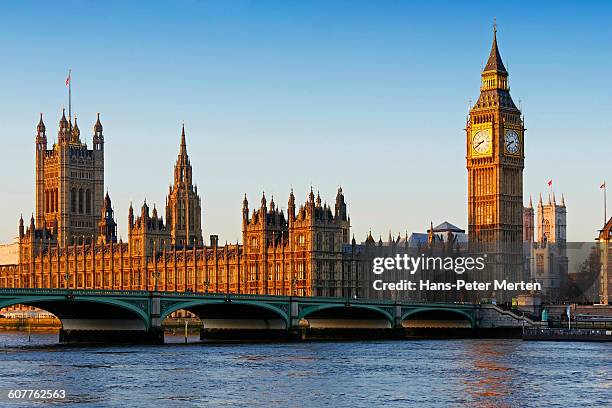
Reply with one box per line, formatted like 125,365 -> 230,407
0,332 -> 609,407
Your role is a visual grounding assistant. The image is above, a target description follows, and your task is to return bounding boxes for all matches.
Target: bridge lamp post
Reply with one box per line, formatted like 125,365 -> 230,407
152,270 -> 161,292
204,280 -> 210,294
63,272 -> 69,290
291,277 -> 297,297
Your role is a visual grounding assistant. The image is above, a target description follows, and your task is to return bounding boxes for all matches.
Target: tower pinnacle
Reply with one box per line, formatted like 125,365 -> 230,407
484,23 -> 507,74
180,123 -> 187,156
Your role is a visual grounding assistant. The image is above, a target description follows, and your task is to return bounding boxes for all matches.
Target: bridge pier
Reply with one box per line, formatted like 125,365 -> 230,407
288,298 -> 304,341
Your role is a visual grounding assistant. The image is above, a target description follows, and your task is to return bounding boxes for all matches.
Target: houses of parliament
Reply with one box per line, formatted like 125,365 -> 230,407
0,28 -> 524,300
0,106 -> 367,297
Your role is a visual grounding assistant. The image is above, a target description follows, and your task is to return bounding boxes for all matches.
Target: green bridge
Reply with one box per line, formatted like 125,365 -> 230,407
0,289 -> 530,343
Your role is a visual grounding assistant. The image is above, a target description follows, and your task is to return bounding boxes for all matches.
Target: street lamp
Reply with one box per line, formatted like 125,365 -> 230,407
291,277 -> 297,297
152,270 -> 161,292
204,280 -> 210,294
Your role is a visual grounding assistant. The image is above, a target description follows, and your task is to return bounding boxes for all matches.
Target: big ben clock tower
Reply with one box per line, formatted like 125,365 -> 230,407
467,26 -> 525,294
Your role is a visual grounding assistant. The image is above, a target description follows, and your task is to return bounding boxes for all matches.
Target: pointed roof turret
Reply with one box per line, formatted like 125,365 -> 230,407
561,193 -> 566,207
483,24 -> 507,73
141,200 -> 149,218
528,195 -> 533,208
316,191 -> 322,207
37,113 -> 46,135
93,112 -> 103,133
100,191 -> 114,219
288,188 -> 295,206
72,116 -> 80,141
538,192 -> 543,206
59,108 -> 69,130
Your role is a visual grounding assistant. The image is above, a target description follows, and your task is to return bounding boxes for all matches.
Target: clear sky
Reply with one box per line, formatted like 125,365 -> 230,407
0,0 -> 610,244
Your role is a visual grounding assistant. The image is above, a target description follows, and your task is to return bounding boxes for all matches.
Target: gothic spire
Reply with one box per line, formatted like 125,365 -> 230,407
59,108 -> 68,128
180,123 -> 187,156
483,23 -> 507,73
72,116 -> 80,141
289,188 -> 295,206
94,112 -> 103,133
269,195 -> 275,212
37,113 -> 46,135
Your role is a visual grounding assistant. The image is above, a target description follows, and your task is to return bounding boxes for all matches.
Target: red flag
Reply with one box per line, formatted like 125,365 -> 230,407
602,182 -> 607,189
547,179 -> 553,187
65,72 -> 70,86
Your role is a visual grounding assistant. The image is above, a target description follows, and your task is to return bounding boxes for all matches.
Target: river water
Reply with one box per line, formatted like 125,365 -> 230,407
0,332 -> 609,407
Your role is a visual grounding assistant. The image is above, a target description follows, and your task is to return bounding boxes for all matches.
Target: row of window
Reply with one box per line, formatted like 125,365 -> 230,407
70,188 -> 92,214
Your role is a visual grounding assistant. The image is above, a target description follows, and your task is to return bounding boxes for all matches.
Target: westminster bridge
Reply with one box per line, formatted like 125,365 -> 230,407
0,288 -> 536,343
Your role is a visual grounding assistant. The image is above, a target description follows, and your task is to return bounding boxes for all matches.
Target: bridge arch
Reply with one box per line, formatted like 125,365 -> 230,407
299,304 -> 394,328
161,299 -> 290,329
0,296 -> 151,330
401,307 -> 475,328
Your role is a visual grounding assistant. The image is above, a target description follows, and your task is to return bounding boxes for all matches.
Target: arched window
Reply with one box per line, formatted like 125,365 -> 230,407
78,188 -> 84,213
86,189 -> 91,214
543,220 -> 551,241
71,188 -> 77,213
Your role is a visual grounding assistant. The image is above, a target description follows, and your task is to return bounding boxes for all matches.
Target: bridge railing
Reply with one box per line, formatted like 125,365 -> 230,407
0,288 -> 482,310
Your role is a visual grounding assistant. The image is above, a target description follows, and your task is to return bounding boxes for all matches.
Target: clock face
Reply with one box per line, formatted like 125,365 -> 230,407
472,130 -> 491,155
505,130 -> 520,154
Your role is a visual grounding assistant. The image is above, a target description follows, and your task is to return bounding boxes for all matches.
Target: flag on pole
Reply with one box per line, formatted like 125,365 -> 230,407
547,179 -> 553,187
65,71 -> 71,86
601,181 -> 607,189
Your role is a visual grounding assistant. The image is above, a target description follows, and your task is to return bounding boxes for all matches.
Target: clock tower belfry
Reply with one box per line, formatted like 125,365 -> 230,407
467,26 -> 524,245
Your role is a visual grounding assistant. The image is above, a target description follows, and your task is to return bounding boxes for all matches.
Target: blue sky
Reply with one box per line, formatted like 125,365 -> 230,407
0,1 -> 610,243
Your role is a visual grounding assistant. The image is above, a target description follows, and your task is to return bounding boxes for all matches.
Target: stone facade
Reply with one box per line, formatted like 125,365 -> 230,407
35,111 -> 104,247
522,193 -> 568,301
465,28 -> 526,302
597,217 -> 612,304
0,116 -> 374,298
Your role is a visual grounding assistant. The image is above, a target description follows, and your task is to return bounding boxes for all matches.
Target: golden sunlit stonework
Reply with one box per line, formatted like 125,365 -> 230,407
2,115 -> 367,298
0,27 -> 531,303
466,27 -> 526,302
467,27 -> 524,244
